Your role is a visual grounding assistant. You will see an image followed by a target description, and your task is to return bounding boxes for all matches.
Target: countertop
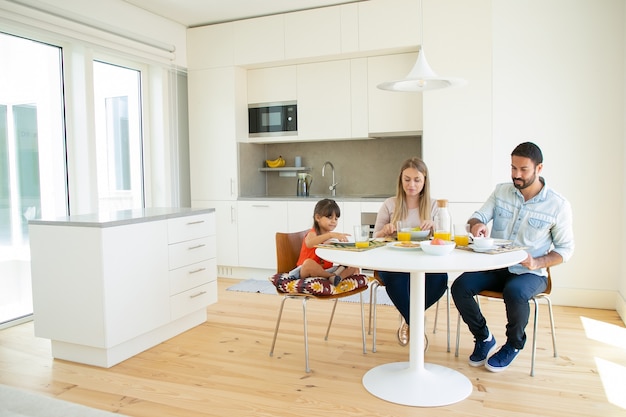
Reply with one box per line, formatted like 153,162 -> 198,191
28,207 -> 215,228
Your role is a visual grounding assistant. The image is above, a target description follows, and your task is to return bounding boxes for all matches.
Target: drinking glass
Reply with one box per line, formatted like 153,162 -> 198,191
354,225 -> 370,248
396,221 -> 411,241
453,224 -> 470,246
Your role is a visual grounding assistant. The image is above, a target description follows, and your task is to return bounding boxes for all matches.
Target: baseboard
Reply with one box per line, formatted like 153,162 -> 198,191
616,292 -> 626,326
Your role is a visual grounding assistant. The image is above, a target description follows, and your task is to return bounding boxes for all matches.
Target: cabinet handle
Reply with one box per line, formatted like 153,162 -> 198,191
190,291 -> 207,299
252,204 -> 270,208
187,220 -> 205,225
188,244 -> 206,250
188,267 -> 206,274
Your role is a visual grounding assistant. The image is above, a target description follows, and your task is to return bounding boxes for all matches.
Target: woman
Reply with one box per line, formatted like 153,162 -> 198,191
373,157 -> 448,346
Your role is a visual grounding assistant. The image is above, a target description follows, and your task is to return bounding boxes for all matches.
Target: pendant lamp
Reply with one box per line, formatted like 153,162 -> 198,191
377,0 -> 465,92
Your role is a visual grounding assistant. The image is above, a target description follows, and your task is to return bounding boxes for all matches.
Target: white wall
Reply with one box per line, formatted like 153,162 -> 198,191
425,0 -> 625,311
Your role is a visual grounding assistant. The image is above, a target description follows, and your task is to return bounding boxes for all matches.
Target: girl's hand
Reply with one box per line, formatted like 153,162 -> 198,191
330,232 -> 350,242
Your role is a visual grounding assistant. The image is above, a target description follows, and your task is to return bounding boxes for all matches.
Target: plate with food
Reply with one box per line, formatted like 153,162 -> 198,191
387,241 -> 422,250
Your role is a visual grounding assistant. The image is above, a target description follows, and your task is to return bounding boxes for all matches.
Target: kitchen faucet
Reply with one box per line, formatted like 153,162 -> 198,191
321,161 -> 337,197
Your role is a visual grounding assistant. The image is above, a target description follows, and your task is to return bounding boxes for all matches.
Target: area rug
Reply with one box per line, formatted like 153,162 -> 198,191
0,384 -> 129,417
226,278 -> 393,306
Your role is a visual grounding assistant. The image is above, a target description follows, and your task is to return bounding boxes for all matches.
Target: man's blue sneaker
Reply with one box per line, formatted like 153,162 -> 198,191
485,343 -> 520,372
468,335 -> 497,367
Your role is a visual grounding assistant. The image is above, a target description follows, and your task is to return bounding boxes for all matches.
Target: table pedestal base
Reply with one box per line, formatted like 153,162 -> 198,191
362,362 -> 473,407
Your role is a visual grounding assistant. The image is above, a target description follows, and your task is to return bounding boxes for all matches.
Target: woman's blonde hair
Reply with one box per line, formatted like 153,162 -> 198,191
391,157 -> 432,225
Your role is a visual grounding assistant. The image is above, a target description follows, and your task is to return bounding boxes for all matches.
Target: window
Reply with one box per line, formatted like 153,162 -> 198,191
0,32 -> 66,325
93,61 -> 144,211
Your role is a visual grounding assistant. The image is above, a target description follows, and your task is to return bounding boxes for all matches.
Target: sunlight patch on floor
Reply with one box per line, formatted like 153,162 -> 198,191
580,316 -> 626,350
595,358 -> 626,409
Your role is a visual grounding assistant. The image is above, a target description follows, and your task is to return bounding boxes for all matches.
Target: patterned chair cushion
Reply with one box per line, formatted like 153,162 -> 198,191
270,273 -> 368,296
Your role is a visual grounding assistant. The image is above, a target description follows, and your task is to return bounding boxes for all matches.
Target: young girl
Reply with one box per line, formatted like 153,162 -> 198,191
290,199 -> 359,285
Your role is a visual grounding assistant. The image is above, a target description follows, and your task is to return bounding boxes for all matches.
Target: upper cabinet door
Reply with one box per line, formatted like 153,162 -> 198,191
358,0 -> 420,51
297,60 -> 352,140
247,66 -> 297,104
367,53 -> 423,135
233,15 -> 285,65
285,7 -> 342,60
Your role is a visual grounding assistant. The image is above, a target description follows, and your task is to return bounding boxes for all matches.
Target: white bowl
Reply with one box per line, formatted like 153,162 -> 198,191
402,228 -> 430,241
472,237 -> 494,249
420,240 -> 456,256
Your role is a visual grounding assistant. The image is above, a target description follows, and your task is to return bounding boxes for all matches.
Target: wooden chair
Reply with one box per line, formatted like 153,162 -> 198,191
368,271 -> 450,353
454,267 -> 557,376
269,230 -> 368,373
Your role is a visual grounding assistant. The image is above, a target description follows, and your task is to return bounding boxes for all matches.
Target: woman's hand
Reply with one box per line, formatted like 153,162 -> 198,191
420,220 -> 434,232
379,222 -> 396,237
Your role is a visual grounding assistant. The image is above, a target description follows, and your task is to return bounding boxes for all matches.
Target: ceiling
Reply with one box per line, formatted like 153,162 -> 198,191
122,0 -> 364,28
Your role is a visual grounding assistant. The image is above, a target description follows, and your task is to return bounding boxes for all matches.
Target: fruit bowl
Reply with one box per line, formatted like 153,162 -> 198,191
402,228 -> 430,241
420,239 -> 456,256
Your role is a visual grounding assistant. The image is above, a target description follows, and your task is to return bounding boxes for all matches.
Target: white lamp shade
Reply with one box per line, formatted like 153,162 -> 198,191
377,48 -> 466,92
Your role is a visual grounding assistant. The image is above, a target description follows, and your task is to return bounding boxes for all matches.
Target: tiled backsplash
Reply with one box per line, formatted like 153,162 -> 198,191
239,136 -> 421,198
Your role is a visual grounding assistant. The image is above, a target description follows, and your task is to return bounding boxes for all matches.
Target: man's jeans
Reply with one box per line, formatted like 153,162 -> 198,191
451,268 -> 547,349
378,271 -> 448,324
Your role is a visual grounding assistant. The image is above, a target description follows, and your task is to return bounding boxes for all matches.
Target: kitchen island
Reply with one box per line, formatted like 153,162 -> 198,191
29,207 -> 217,368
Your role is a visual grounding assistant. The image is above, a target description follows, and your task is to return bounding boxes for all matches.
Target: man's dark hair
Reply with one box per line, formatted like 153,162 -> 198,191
512,142 -> 543,166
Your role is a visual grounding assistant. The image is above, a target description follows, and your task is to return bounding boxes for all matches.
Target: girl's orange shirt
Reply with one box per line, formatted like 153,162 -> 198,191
296,228 -> 333,269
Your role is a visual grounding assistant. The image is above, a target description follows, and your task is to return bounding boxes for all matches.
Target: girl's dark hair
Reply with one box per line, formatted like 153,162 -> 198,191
312,199 -> 340,235
512,142 -> 543,166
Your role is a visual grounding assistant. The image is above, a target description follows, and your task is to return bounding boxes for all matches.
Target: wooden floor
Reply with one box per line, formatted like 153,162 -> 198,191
1,277 -> 625,417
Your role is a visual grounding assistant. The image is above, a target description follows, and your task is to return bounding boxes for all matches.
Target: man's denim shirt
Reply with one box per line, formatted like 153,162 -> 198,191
470,179 -> 574,277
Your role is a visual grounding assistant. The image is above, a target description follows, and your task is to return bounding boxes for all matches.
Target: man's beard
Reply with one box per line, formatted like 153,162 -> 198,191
512,173 -> 536,190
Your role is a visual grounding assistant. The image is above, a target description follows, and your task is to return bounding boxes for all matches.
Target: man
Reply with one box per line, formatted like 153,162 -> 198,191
451,142 -> 574,372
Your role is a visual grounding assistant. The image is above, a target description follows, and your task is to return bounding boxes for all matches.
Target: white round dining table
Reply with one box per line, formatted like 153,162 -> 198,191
316,244 -> 527,407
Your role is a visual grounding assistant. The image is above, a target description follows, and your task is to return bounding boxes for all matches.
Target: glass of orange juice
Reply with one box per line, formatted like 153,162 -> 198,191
396,221 -> 411,241
433,230 -> 452,241
453,224 -> 469,246
354,225 -> 370,248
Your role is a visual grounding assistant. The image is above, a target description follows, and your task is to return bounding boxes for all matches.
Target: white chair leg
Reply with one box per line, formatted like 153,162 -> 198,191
372,283 -> 379,352
324,299 -> 339,340
433,299 -> 440,334
455,311 -> 461,357
359,291 -> 367,354
531,298 -> 538,377
269,295 -> 289,358
302,297 -> 310,373
446,287 -> 451,352
546,297 -> 558,357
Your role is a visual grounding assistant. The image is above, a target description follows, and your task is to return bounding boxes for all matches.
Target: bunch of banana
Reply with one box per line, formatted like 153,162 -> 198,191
266,155 -> 286,168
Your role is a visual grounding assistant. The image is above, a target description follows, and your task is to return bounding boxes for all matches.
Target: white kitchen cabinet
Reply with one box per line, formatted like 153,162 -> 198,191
232,14 -> 285,65
297,60 -> 352,140
358,0 -> 420,52
167,213 -> 218,321
284,7 -> 342,60
247,66 -> 297,105
187,22 -> 235,69
237,201 -> 289,269
367,53 -> 423,135
29,208 -> 217,368
287,200 -> 318,233
341,202 -> 362,234
194,200 -> 239,267
188,67 -> 246,200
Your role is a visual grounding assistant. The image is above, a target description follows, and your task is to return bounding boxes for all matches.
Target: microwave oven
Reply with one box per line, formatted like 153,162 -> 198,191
248,101 -> 297,137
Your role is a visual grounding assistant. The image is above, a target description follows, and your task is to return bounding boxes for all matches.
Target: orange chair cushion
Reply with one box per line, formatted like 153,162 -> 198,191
271,273 -> 368,296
